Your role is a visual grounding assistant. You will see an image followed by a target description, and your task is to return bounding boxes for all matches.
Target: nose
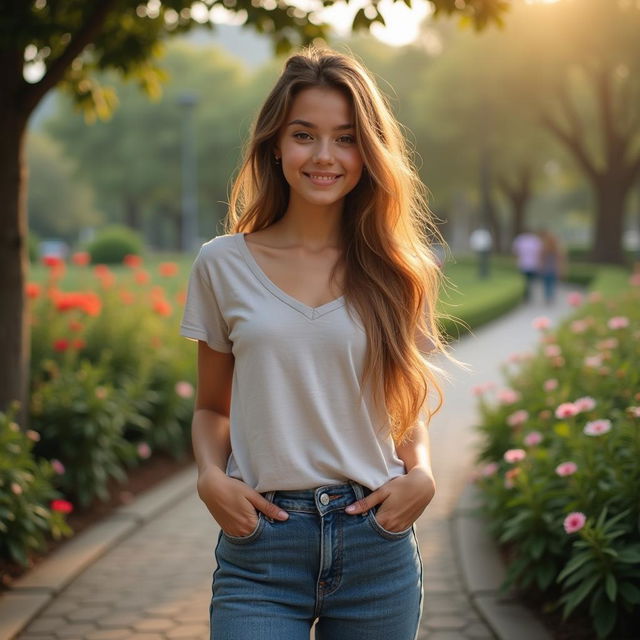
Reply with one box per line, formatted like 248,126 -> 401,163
313,139 -> 334,165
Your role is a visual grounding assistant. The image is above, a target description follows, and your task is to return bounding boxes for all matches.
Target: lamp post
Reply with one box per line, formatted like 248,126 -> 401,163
178,91 -> 198,252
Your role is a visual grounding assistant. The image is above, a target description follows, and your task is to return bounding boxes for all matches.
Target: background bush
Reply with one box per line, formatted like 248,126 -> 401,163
85,225 -> 144,264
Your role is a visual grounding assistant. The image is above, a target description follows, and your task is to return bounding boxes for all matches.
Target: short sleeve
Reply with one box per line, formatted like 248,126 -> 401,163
179,246 -> 233,353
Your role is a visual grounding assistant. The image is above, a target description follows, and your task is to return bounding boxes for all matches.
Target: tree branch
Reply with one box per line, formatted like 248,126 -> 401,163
21,0 -> 119,116
539,109 -> 599,183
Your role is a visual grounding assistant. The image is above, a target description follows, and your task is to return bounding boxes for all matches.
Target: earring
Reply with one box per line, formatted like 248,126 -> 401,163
274,155 -> 281,164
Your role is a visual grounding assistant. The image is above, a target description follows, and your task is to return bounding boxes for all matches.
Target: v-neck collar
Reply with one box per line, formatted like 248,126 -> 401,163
235,232 -> 346,321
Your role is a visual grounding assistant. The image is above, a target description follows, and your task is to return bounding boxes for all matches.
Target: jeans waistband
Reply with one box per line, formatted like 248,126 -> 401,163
261,481 -> 372,516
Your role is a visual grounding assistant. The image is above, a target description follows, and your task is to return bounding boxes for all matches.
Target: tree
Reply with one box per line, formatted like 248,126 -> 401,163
0,0 -> 506,423
512,0 -> 640,264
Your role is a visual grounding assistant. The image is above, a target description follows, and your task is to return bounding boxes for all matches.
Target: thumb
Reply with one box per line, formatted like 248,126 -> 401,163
345,489 -> 385,515
249,493 -> 289,521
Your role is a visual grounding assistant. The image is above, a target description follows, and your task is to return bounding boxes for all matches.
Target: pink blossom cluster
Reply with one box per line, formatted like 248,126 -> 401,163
583,419 -> 612,436
507,410 -> 529,427
563,512 -> 586,534
532,316 -> 551,331
543,378 -> 558,392
607,316 -> 629,330
471,381 -> 496,397
503,448 -> 526,463
523,431 -> 543,446
554,397 -> 597,419
566,292 -> 584,307
555,461 -> 578,477
497,388 -> 521,405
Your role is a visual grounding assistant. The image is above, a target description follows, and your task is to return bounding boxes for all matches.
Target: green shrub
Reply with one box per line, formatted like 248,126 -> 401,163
0,405 -> 72,567
474,284 -> 640,638
86,225 -> 143,264
30,357 -> 139,508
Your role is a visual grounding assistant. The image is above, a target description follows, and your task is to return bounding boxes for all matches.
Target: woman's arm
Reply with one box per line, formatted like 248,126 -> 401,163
344,419 -> 436,532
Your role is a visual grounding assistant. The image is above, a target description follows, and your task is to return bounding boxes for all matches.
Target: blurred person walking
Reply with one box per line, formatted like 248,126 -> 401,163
512,229 -> 542,302
538,229 -> 566,305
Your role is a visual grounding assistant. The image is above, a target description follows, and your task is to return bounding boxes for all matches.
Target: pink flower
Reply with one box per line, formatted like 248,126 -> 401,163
507,410 -> 529,427
175,381 -> 194,398
11,482 -> 23,495
570,319 -> 588,334
471,381 -> 496,396
481,462 -> 499,477
544,344 -> 562,358
607,316 -> 629,330
627,406 -> 640,418
504,467 -> 520,488
567,292 -> 584,307
543,379 -> 558,392
584,355 -> 602,368
574,396 -> 596,413
504,448 -> 527,463
137,442 -> 152,459
584,419 -> 612,436
597,338 -> 618,350
51,459 -> 66,475
532,316 -> 551,330
524,431 -> 543,446
26,429 -> 40,442
498,388 -> 521,405
555,461 -> 578,477
563,512 -> 586,534
555,402 -> 579,419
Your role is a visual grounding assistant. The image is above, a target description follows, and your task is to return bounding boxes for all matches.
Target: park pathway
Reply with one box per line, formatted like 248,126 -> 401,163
16,284 -> 580,640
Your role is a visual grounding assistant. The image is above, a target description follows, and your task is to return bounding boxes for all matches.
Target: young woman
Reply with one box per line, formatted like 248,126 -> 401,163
180,46 -> 447,640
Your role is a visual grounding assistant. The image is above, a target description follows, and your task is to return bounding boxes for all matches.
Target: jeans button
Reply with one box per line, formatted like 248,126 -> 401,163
319,493 -> 330,506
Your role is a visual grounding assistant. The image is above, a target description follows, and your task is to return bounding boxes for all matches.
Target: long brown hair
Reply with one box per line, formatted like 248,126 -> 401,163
226,46 -> 447,444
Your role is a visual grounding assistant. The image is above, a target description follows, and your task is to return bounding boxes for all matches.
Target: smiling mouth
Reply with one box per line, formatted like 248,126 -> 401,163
304,173 -> 342,185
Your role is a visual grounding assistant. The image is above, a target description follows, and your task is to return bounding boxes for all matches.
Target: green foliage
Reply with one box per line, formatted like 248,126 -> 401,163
30,357 -> 139,508
439,260 -> 524,338
86,225 -> 144,264
0,404 -> 72,568
27,231 -> 40,263
475,283 -> 640,638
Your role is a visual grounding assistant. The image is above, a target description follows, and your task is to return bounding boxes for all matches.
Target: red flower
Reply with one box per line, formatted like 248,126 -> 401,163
175,290 -> 186,305
68,319 -> 84,332
123,254 -> 143,268
72,252 -> 90,266
134,270 -> 150,285
71,338 -> 86,349
26,282 -> 41,299
152,299 -> 172,316
42,255 -> 64,268
53,292 -> 102,316
51,499 -> 73,514
53,339 -> 70,352
158,262 -> 179,277
93,264 -> 111,277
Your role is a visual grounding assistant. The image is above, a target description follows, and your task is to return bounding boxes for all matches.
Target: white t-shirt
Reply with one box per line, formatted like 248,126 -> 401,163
180,232 -> 430,493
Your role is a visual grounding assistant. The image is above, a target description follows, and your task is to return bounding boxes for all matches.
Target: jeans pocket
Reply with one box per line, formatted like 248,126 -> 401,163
367,507 -> 413,541
221,512 -> 265,545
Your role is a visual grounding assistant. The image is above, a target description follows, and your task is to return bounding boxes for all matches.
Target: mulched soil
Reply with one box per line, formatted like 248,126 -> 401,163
0,451 -> 195,593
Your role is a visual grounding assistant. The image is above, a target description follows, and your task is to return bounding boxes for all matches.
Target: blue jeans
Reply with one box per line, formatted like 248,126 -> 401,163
210,480 -> 424,639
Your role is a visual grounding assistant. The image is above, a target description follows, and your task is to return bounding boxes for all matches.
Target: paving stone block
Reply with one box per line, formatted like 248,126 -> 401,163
0,592 -> 52,640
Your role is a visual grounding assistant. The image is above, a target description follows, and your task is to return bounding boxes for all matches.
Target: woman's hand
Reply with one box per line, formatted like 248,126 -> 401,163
197,467 -> 289,537
344,467 -> 436,532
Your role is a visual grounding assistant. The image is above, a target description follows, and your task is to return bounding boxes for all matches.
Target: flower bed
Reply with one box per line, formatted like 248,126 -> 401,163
0,252 -> 197,576
474,278 -> 640,639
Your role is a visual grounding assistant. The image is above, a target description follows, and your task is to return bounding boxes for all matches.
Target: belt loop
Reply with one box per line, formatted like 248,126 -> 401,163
348,480 -> 368,516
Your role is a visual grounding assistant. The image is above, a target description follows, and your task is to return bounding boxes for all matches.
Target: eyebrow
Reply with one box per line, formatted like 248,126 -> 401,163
287,119 -> 354,130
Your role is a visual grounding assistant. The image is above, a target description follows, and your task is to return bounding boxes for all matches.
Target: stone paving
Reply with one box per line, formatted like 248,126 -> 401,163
16,283 -> 579,640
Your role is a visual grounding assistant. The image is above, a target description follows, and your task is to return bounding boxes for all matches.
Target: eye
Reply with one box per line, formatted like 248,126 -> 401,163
293,132 -> 312,140
337,135 -> 356,144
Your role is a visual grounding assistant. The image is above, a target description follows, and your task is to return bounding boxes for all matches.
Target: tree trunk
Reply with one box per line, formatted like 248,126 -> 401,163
591,178 -> 628,264
0,109 -> 30,428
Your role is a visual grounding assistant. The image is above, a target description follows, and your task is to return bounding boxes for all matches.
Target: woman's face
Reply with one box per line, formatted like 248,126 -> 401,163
275,86 -> 364,213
